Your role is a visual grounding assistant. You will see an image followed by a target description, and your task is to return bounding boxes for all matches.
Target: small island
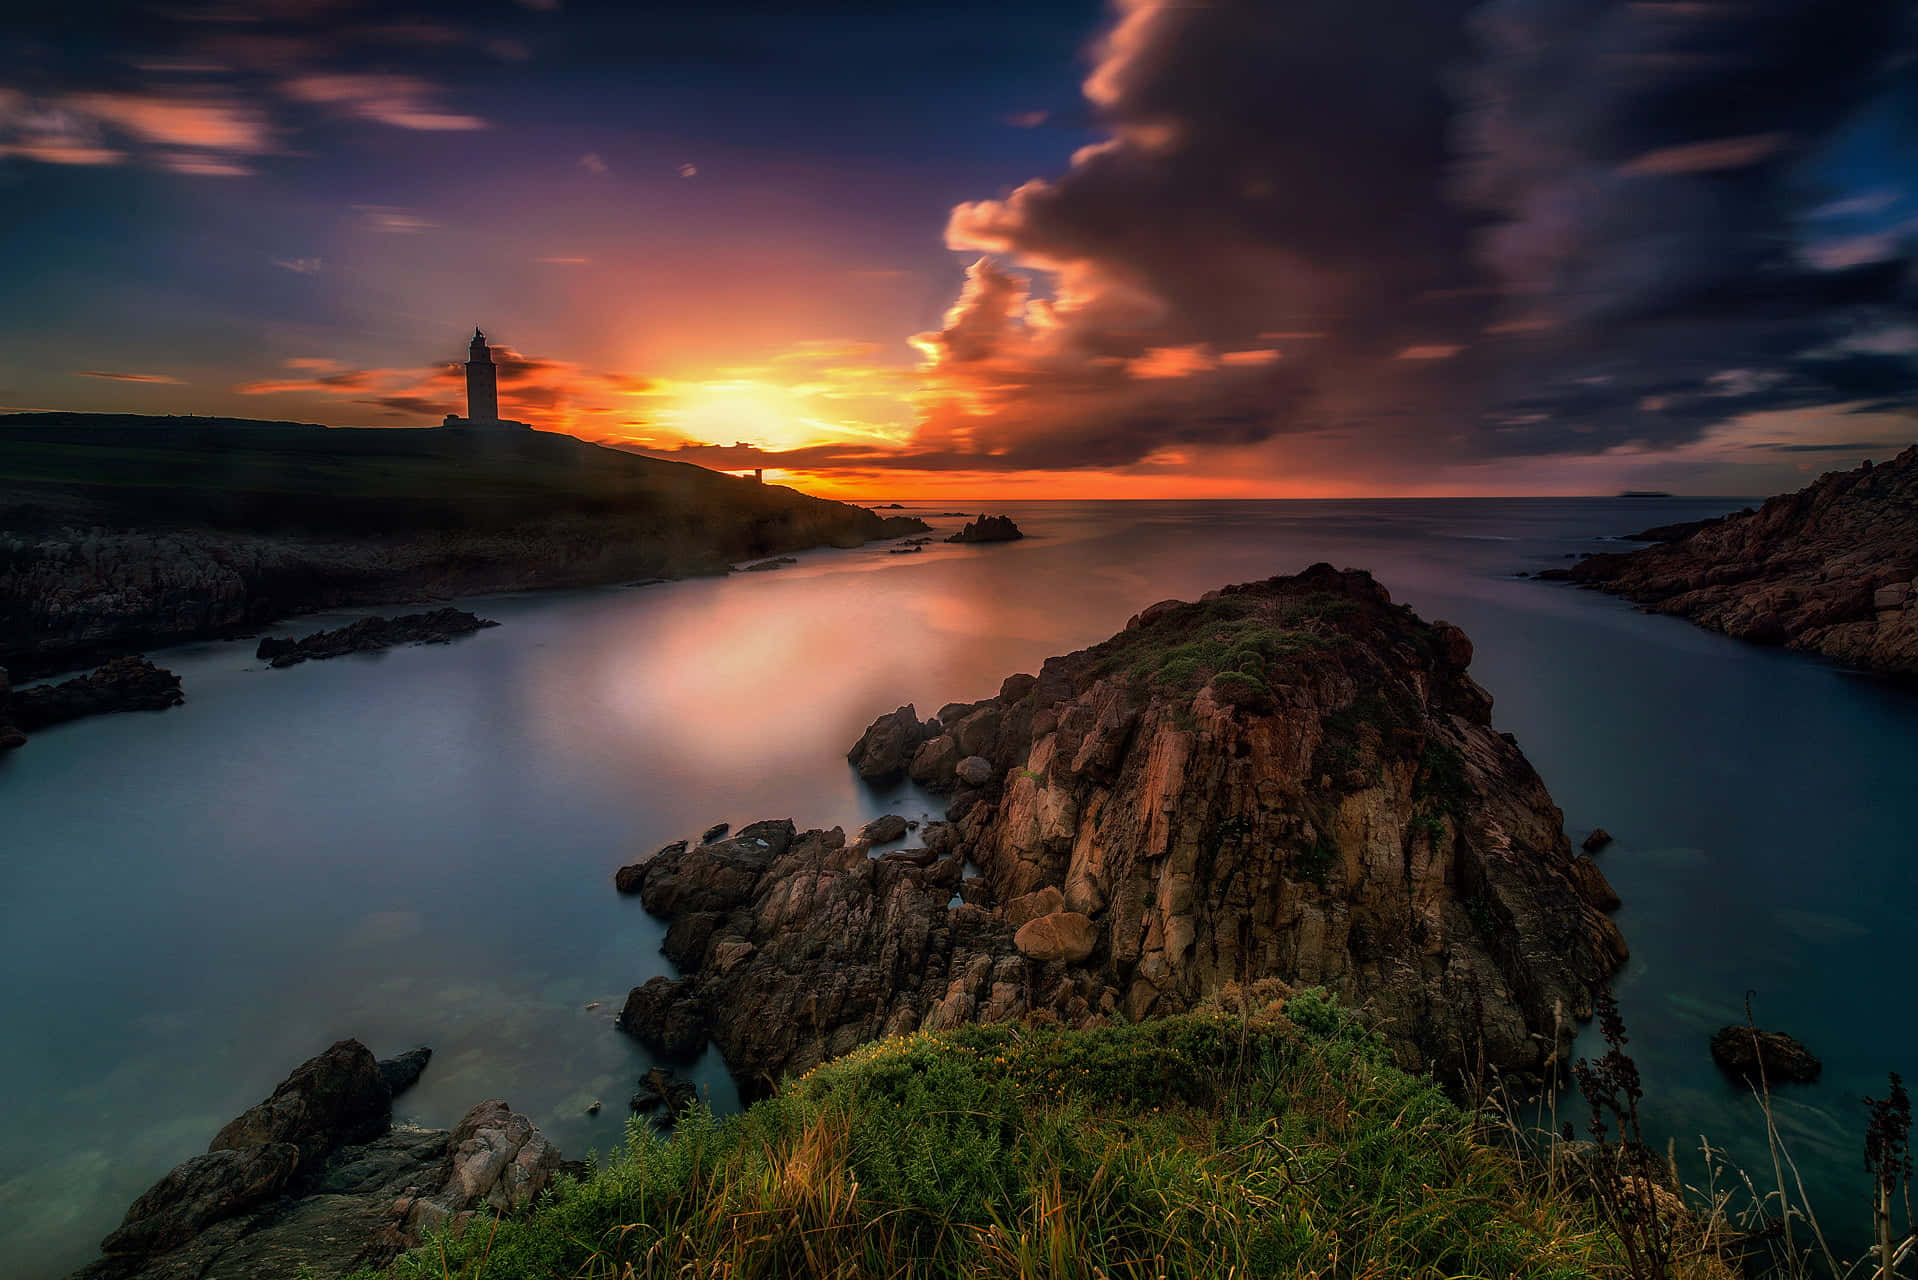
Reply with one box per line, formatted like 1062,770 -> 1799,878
945,514 -> 1025,544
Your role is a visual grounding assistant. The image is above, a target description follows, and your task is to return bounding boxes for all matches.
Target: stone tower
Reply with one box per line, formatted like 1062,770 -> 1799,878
465,328 -> 499,422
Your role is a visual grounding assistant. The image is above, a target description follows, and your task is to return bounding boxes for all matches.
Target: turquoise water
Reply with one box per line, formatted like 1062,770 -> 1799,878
4,498 -> 1914,1275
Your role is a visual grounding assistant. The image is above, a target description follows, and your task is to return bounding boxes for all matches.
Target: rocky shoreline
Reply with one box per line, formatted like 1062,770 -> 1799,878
256,608 -> 497,668
0,420 -> 929,678
0,655 -> 184,751
1548,445 -> 1918,679
66,1041 -> 568,1280
617,565 -> 1625,1097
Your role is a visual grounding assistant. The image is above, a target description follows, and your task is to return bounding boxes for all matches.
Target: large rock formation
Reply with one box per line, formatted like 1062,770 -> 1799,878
621,565 -> 1626,1098
255,608 -> 497,667
67,1040 -> 559,1280
1563,445 -> 1918,679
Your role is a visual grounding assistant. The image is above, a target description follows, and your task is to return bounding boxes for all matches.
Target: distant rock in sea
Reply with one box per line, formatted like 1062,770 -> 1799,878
65,1039 -> 564,1280
8,656 -> 183,740
945,514 -> 1025,544
256,608 -> 496,668
1710,1026 -> 1821,1084
1561,445 -> 1918,679
618,565 -> 1625,1096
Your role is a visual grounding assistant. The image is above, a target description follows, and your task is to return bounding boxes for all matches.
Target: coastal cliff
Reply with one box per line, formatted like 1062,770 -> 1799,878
1564,445 -> 1918,678
0,416 -> 925,676
621,565 -> 1625,1095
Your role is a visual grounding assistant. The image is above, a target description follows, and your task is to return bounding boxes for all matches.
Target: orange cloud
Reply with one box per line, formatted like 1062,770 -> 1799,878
1618,132 -> 1791,176
76,370 -> 184,384
281,74 -> 484,131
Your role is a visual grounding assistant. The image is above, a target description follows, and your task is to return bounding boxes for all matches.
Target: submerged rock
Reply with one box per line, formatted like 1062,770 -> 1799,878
1710,1026 -> 1822,1084
619,565 -> 1627,1098
946,514 -> 1025,544
10,655 -> 183,733
1562,446 -> 1918,679
629,1067 -> 699,1121
67,1039 -> 556,1280
256,608 -> 496,668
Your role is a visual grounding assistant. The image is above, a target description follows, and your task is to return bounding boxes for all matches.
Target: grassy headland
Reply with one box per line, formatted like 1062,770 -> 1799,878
367,999 -> 1647,1280
0,414 -> 922,674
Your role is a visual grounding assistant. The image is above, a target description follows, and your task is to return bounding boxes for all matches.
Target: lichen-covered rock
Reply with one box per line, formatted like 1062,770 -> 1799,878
620,566 -> 1627,1097
1566,446 -> 1918,679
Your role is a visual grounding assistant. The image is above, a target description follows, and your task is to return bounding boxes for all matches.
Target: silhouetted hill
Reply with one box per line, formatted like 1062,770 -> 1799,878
0,415 -> 925,675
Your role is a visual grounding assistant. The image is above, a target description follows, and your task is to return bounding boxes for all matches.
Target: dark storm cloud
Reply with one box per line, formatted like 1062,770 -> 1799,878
888,0 -> 1918,477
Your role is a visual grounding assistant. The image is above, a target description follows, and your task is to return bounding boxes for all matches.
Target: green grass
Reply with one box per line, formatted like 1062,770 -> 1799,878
361,1002 -> 1637,1280
1089,594 -> 1337,701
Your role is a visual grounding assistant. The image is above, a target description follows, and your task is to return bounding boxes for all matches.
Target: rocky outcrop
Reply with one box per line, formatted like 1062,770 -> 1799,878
620,565 -> 1626,1097
1710,1026 -> 1822,1084
946,514 -> 1025,544
8,655 -> 183,737
846,705 -> 936,780
67,1040 -> 559,1280
256,608 -> 497,667
1562,446 -> 1918,679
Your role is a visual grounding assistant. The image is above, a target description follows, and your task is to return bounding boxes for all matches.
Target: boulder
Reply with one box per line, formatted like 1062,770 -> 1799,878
847,704 -> 935,780
402,1100 -> 558,1231
909,733 -> 961,784
701,821 -> 730,843
1710,1027 -> 1822,1084
618,976 -> 709,1061
637,825 -> 792,916
955,755 -> 994,788
1582,828 -> 1614,853
1003,886 -> 1065,928
1013,911 -> 1099,963
376,1048 -> 432,1101
630,1067 -> 699,1120
209,1039 -> 391,1165
859,814 -> 909,844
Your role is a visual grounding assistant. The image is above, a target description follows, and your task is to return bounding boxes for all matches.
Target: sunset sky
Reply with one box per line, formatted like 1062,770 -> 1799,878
3,0 -> 1915,498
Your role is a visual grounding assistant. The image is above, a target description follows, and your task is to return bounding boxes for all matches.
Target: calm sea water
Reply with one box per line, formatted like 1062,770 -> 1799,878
5,498 -> 1915,1276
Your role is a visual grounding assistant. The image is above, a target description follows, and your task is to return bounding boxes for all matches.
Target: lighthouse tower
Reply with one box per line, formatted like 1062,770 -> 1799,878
465,328 -> 499,421
442,327 -> 530,429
